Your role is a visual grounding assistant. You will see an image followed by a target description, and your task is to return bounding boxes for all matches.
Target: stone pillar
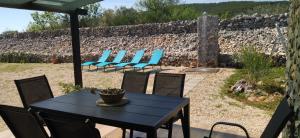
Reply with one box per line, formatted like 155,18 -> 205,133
197,13 -> 220,67
282,1 -> 300,137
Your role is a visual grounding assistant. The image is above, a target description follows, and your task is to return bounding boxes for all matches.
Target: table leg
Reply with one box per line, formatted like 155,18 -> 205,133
182,104 -> 190,138
147,129 -> 157,138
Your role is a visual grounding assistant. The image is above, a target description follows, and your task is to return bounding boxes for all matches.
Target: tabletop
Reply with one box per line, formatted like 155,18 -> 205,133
30,91 -> 190,133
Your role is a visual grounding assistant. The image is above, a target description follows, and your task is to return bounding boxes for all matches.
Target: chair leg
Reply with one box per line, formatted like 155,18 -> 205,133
130,129 -> 134,138
168,123 -> 173,138
122,128 -> 126,138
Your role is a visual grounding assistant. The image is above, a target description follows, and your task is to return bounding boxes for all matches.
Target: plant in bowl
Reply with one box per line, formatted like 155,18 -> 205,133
98,88 -> 125,104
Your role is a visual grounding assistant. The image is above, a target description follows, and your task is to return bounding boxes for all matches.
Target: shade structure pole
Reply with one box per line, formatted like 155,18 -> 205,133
70,13 -> 83,87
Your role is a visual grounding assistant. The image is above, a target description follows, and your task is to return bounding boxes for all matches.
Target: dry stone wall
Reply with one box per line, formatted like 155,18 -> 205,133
0,14 -> 288,67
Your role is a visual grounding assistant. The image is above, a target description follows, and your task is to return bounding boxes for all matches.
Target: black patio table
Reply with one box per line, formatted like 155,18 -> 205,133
30,91 -> 190,138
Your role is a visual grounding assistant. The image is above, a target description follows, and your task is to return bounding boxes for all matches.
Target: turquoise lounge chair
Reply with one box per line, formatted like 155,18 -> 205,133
114,49 -> 145,72
81,50 -> 111,69
133,49 -> 164,71
95,50 -> 127,71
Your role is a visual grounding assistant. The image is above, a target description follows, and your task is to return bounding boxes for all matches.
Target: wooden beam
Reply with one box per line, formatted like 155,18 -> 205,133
70,13 -> 83,87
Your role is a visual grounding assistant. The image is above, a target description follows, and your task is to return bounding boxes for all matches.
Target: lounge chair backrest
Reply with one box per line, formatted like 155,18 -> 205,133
130,50 -> 145,64
14,75 -> 54,108
97,50 -> 111,63
260,96 -> 293,138
121,71 -> 150,93
148,49 -> 164,64
39,112 -> 100,138
0,105 -> 49,138
152,73 -> 185,97
112,50 -> 127,63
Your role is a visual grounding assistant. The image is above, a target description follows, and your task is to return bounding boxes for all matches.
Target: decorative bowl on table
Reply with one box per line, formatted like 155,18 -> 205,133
98,88 -> 125,104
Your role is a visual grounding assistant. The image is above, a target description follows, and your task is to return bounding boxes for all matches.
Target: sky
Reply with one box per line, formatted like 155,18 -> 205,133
0,0 -> 287,33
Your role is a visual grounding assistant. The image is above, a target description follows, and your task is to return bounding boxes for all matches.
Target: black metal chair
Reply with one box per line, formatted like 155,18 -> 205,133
14,75 -> 54,108
121,71 -> 150,138
39,112 -> 101,138
121,71 -> 150,93
205,96 -> 294,138
129,73 -> 186,138
152,73 -> 186,97
153,73 -> 186,138
0,105 -> 49,138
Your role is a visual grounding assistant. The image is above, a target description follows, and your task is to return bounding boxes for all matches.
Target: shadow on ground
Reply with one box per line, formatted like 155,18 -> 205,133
126,124 -> 246,138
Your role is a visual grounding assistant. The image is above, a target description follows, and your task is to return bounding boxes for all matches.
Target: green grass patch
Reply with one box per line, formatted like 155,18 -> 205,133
0,63 -> 41,73
221,67 -> 285,112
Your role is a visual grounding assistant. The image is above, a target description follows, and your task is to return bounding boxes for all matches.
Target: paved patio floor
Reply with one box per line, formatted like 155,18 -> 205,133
0,124 -> 246,138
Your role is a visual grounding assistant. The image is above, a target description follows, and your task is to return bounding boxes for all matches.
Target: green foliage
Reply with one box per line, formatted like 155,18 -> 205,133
26,1 -> 289,32
0,52 -> 43,63
27,3 -> 102,32
79,3 -> 102,27
258,67 -> 286,95
58,82 -> 81,94
221,68 -> 285,112
1,30 -> 18,36
101,7 -> 140,26
27,12 -> 66,32
237,47 -> 272,84
180,1 -> 289,19
137,0 -> 178,23
168,5 -> 199,21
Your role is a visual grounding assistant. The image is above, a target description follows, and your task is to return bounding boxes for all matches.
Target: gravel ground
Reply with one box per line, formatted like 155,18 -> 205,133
0,63 -> 270,137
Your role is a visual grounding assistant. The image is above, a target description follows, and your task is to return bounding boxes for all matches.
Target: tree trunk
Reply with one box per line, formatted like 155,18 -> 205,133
283,0 -> 300,137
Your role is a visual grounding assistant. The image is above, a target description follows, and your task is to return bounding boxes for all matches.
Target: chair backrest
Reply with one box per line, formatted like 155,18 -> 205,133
0,105 -> 49,138
121,71 -> 150,93
112,50 -> 127,63
148,49 -> 164,64
15,75 -> 54,108
97,50 -> 111,63
39,112 -> 100,138
130,49 -> 145,64
260,96 -> 294,138
153,73 -> 185,97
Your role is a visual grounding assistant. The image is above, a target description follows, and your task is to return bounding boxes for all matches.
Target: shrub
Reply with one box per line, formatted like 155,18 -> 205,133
58,82 -> 81,94
0,52 -> 44,63
237,47 -> 272,84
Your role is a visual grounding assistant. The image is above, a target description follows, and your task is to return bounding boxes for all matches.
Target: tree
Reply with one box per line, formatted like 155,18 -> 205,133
1,30 -> 18,36
137,0 -> 179,23
27,12 -> 63,32
283,0 -> 300,137
79,2 -> 103,27
27,3 -> 102,32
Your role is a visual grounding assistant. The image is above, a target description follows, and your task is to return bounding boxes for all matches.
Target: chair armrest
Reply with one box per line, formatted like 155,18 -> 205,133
204,122 -> 250,138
